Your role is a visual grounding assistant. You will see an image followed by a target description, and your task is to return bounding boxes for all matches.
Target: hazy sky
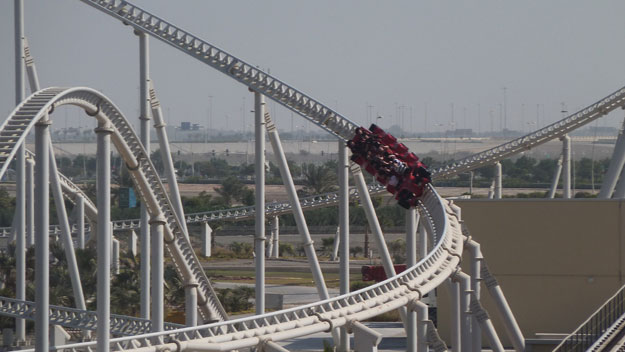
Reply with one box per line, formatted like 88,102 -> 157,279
2,0 -> 625,137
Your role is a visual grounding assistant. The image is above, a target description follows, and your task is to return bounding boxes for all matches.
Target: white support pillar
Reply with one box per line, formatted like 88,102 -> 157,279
254,91 -> 266,315
95,123 -> 112,352
548,155 -> 563,199
128,229 -> 137,257
26,158 -> 34,247
466,239 -> 483,351
487,180 -> 495,199
331,227 -> 340,262
264,113 -> 339,345
150,215 -> 166,334
418,216 -> 427,260
562,134 -> 572,199
494,162 -> 502,199
149,85 -> 189,237
266,229 -> 274,259
351,163 -> 407,325
612,167 -> 625,198
351,321 -> 383,352
482,263 -> 525,351
137,31 -> 151,321
35,117 -> 51,352
447,278 -> 461,352
338,140 -> 350,352
185,281 -> 198,327
14,0 -> 25,343
112,239 -> 120,275
15,150 -> 26,346
271,216 -> 279,258
456,271 -> 473,352
202,222 -> 212,257
599,115 -> 625,198
470,294 -> 504,352
409,300 -> 429,352
49,145 -> 87,313
76,195 -> 85,250
406,209 -> 417,352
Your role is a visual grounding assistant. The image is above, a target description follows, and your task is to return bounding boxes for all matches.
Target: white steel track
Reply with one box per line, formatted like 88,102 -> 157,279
0,87 -> 227,323
34,184 -> 464,352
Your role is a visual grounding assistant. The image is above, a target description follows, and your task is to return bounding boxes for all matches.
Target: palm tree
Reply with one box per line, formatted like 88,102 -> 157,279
301,164 -> 337,195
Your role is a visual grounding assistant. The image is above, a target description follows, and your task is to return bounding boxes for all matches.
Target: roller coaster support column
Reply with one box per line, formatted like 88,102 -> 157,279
149,84 -> 189,237
151,215 -> 166,334
406,209 -> 418,352
332,227 -> 340,262
14,0 -> 26,344
77,195 -> 85,249
137,30 -> 151,320
562,134 -> 572,199
23,31 -> 88,318
16,154 -> 26,347
548,156 -> 563,199
494,162 -> 502,199
446,278 -> 461,352
482,263 -> 525,351
351,163 -> 408,325
95,122 -> 113,352
338,141 -> 350,352
26,158 -> 34,247
612,167 -> 625,198
49,144 -> 87,313
455,271 -> 474,352
418,216 -> 427,260
272,216 -> 279,258
254,91 -> 266,314
408,299 -> 429,352
599,116 -> 625,198
112,239 -> 120,275
129,229 -> 137,256
349,321 -> 383,352
202,222 -> 212,257
34,116 -> 51,352
185,281 -> 198,327
470,294 -> 504,352
465,238 -> 483,350
264,113 -> 339,345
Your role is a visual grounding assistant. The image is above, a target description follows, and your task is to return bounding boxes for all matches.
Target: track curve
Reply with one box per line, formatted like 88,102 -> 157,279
45,184 -> 464,352
0,86 -> 227,323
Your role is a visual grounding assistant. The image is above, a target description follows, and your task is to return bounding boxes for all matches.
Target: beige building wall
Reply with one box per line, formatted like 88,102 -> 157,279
435,199 -> 625,349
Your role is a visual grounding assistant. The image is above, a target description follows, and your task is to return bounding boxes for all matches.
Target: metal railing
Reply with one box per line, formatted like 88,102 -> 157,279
554,284 -> 625,351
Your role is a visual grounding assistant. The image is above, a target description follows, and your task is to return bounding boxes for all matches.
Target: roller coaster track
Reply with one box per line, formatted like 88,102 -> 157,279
2,4 -> 462,350
0,182 -> 387,237
38,183 -> 463,352
6,74 -> 624,238
0,87 -> 227,323
433,85 -> 625,179
0,296 -> 183,336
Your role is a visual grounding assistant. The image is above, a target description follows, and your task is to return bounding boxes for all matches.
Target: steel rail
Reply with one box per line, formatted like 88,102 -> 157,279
0,87 -> 227,323
0,296 -> 183,336
0,182 -> 387,236
78,0 -> 358,141
433,85 -> 625,179
33,184 -> 464,352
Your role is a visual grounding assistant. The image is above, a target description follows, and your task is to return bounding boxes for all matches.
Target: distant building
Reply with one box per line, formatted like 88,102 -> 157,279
179,122 -> 201,131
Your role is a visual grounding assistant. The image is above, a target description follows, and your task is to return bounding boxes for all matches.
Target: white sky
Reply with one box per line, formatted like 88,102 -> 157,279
2,0 -> 625,136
